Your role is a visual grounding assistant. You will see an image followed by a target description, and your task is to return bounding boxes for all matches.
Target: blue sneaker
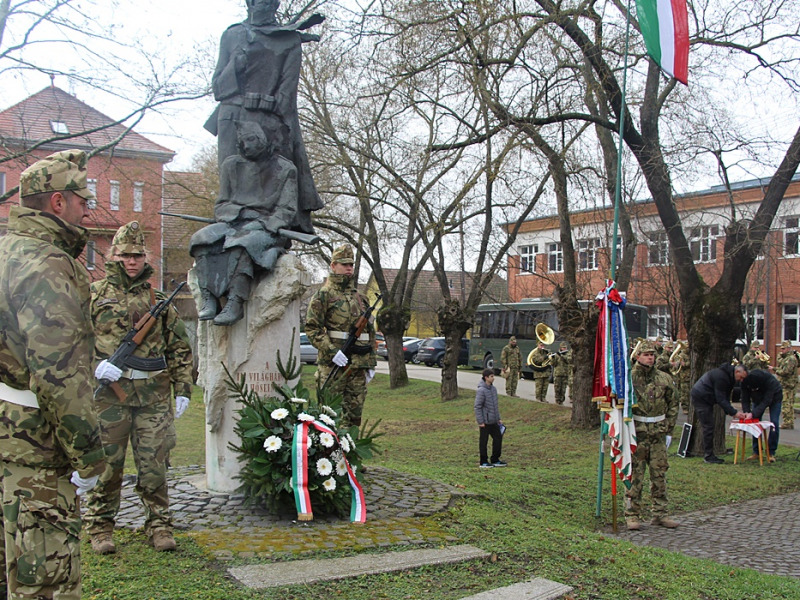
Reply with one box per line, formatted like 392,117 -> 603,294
479,462 -> 494,468
492,460 -> 508,467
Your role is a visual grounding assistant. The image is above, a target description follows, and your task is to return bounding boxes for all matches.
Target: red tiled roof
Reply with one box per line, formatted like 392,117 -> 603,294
0,86 -> 174,161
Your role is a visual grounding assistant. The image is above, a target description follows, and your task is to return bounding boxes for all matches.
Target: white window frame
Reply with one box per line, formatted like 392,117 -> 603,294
86,240 -> 96,271
110,180 -> 120,211
578,237 -> 600,271
87,178 -> 97,210
519,244 -> 538,273
784,304 -> 800,344
648,305 -> 671,338
133,182 -> 144,212
50,120 -> 69,134
690,224 -> 719,263
784,216 -> 800,256
648,231 -> 670,266
548,242 -> 563,273
742,304 -> 764,342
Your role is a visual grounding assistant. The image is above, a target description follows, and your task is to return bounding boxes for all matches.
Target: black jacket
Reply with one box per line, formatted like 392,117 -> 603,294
690,363 -> 739,416
740,369 -> 783,419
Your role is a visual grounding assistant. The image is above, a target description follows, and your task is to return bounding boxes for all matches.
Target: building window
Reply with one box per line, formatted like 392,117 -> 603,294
578,238 -> 600,271
742,304 -> 764,341
690,225 -> 719,263
133,182 -> 144,212
648,305 -> 671,338
87,178 -> 97,210
86,240 -> 96,271
519,244 -> 538,273
110,180 -> 120,211
648,231 -> 670,265
784,217 -> 800,256
0,172 -> 5,195
784,305 -> 800,343
50,120 -> 69,134
547,242 -> 563,273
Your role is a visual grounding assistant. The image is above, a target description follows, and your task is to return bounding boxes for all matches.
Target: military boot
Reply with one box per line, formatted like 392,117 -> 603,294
213,296 -> 245,326
90,530 -> 116,554
150,530 -> 177,552
197,289 -> 217,320
651,516 -> 679,528
625,517 -> 641,531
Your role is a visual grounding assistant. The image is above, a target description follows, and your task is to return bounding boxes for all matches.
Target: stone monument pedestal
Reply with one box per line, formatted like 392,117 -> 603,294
190,253 -> 310,493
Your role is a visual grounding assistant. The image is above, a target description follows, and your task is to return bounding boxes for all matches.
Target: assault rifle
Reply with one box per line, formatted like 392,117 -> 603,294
322,294 -> 382,390
158,211 -> 320,245
95,282 -> 186,401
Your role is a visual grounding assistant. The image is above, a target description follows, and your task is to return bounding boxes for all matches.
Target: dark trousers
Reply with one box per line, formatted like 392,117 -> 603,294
692,397 -> 719,459
753,393 -> 782,455
479,423 -> 503,464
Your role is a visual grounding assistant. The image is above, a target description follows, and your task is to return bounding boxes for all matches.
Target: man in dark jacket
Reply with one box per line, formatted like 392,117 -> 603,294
690,363 -> 750,464
740,369 -> 782,461
474,369 -> 505,468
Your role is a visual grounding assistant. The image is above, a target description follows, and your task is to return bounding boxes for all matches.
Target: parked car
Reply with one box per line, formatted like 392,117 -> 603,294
299,333 -> 318,365
402,338 -> 423,363
377,336 -> 420,361
416,337 -> 470,367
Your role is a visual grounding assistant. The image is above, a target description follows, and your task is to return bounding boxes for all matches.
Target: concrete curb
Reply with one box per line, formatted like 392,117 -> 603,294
459,577 -> 573,600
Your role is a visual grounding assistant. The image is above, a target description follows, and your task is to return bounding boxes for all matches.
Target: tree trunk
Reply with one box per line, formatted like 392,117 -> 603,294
437,300 -> 472,402
377,303 -> 411,389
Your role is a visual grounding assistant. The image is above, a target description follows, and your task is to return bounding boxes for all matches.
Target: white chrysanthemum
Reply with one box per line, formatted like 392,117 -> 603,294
323,477 -> 336,492
318,414 -> 336,427
346,433 -> 356,448
297,413 -> 315,422
290,397 -> 308,404
270,408 -> 289,420
316,458 -> 333,476
340,437 -> 351,453
263,436 -> 282,453
336,459 -> 347,476
319,432 -> 335,448
321,405 -> 337,417
351,465 -> 357,475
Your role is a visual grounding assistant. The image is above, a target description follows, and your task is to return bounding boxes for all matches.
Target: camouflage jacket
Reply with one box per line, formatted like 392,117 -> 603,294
305,273 -> 376,369
552,351 -> 571,377
742,350 -> 769,372
672,348 -> 690,385
92,262 -> 194,405
528,347 -> 551,378
775,351 -> 799,388
0,206 -> 106,476
655,351 -> 673,374
500,344 -> 521,371
631,361 -> 678,436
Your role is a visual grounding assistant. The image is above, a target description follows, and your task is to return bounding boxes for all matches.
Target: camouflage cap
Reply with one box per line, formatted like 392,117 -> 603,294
779,340 -> 792,349
19,149 -> 95,200
331,244 -> 354,264
637,340 -> 657,354
750,340 -> 761,349
560,342 -> 568,350
509,336 -> 517,343
111,221 -> 146,255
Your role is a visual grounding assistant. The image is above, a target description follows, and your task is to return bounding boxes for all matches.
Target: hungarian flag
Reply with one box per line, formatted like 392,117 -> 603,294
635,0 -> 689,85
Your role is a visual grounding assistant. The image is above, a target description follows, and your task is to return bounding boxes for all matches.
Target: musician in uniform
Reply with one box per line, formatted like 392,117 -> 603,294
551,342 -> 570,405
626,340 -> 680,531
742,340 -> 771,372
500,336 -> 522,397
671,342 -> 691,415
655,340 -> 674,374
306,245 -> 377,428
776,341 -> 799,429
527,341 -> 551,403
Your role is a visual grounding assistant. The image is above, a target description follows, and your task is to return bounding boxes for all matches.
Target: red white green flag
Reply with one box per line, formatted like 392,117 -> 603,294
635,0 -> 689,85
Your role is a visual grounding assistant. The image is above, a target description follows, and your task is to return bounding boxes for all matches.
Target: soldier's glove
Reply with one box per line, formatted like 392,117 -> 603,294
70,471 -> 99,496
365,369 -> 375,384
333,350 -> 349,367
95,359 -> 122,382
175,396 -> 190,419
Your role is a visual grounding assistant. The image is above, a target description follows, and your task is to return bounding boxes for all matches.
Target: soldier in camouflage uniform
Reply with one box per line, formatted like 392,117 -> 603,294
0,150 -> 106,600
551,342 -> 570,405
742,340 -> 771,372
626,340 -> 680,531
671,342 -> 691,415
500,336 -> 522,397
527,342 -> 551,402
775,341 -> 799,429
306,245 -> 377,428
655,340 -> 674,374
85,222 -> 194,554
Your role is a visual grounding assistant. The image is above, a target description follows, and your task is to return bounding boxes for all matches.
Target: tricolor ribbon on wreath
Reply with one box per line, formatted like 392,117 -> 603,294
291,420 -> 367,523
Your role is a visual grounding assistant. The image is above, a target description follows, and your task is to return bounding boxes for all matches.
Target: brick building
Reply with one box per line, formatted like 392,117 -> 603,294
0,85 -> 175,286
506,176 -> 800,357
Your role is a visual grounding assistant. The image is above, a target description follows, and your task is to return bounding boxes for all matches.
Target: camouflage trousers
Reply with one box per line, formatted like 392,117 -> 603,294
504,368 -> 520,396
781,385 -> 797,428
0,462 -> 81,599
553,376 -> 568,405
315,365 -> 369,428
84,398 -> 174,537
625,433 -> 670,518
676,379 -> 691,415
533,375 -> 549,402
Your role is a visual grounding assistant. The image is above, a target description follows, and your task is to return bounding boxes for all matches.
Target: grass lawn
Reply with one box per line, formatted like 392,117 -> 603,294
88,367 -> 800,599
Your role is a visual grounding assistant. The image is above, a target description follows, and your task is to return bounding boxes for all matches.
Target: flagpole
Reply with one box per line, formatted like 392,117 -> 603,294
596,0 -> 633,520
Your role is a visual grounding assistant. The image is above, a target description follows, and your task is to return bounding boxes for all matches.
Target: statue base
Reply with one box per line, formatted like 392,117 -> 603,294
190,253 -> 310,493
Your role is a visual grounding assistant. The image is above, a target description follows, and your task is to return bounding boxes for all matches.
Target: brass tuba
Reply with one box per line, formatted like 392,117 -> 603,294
670,342 -> 684,375
527,324 -> 555,369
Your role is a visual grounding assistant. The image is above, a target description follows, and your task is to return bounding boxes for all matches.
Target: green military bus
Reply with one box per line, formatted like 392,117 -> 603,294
468,298 -> 649,377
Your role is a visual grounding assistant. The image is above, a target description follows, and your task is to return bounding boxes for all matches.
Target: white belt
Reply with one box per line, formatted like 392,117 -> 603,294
328,331 -> 370,342
633,414 -> 665,423
121,369 -> 164,380
0,382 -> 40,409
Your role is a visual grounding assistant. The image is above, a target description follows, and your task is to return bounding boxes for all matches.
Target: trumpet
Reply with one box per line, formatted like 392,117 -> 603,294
755,349 -> 771,363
